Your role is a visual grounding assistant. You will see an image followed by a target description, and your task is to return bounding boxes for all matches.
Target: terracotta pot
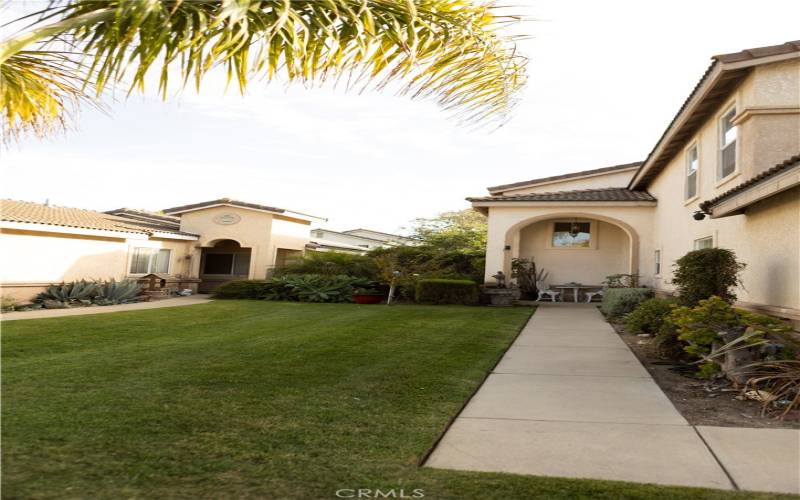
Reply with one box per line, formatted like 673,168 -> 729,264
353,294 -> 384,304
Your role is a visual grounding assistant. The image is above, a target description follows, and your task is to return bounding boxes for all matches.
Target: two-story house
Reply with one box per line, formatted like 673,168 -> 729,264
470,41 -> 800,325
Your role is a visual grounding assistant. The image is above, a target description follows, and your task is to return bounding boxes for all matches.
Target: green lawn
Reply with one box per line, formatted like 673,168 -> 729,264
2,301 -> 790,499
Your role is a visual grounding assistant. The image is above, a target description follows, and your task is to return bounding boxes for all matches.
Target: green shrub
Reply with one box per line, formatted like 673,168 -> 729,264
214,275 -> 374,303
276,252 -> 379,279
212,280 -> 271,299
668,296 -> 790,358
415,279 -> 479,305
624,298 -> 677,335
600,288 -> 653,318
672,248 -> 745,306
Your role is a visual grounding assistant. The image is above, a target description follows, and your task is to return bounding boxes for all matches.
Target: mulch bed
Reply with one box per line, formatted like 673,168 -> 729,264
609,321 -> 800,429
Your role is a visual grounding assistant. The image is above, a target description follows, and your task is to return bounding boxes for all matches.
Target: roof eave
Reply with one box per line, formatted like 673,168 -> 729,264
629,48 -> 800,191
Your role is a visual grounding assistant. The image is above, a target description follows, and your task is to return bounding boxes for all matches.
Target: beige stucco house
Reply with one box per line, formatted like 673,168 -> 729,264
470,41 -> 800,325
0,198 -> 327,300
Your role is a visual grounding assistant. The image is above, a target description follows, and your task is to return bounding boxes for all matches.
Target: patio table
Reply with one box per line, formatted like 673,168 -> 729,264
554,285 -> 602,303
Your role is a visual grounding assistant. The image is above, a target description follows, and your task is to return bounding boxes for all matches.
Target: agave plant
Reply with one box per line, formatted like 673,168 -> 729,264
93,279 -> 143,305
1,0 -> 528,142
36,279 -> 99,304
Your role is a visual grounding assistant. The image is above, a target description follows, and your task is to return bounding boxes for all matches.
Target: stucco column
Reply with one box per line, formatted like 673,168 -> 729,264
189,246 -> 202,278
484,210 -> 509,283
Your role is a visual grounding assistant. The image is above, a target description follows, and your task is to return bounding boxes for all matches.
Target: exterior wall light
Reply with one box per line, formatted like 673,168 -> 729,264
504,245 -> 512,251
693,210 -> 707,221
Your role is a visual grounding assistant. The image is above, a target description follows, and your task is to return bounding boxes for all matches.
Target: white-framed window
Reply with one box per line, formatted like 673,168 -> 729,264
694,237 -> 713,250
130,248 -> 171,274
551,221 -> 592,248
718,106 -> 737,180
685,144 -> 699,200
654,249 -> 662,275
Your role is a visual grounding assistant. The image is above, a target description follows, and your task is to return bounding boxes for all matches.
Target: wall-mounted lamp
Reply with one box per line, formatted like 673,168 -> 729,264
693,210 -> 708,221
504,245 -> 512,251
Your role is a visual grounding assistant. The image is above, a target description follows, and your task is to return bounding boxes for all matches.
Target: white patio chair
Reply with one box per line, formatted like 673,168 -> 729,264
585,288 -> 605,303
536,281 -> 560,302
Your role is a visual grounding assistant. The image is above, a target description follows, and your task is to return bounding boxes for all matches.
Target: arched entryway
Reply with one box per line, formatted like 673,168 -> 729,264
502,213 -> 639,288
198,239 -> 252,293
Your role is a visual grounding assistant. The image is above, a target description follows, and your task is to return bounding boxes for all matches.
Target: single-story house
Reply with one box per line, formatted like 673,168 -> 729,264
0,198 -> 328,300
470,41 -> 800,326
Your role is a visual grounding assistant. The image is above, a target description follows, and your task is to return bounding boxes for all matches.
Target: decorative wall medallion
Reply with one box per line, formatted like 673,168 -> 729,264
213,213 -> 241,225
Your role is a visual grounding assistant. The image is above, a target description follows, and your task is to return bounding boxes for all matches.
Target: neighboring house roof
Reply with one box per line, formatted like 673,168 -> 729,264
162,198 -> 326,221
106,208 -> 181,228
341,228 -> 414,241
311,228 -> 387,244
487,161 -> 642,194
629,40 -> 800,190
468,187 -> 656,203
306,238 -> 369,252
0,199 -> 198,237
699,153 -> 800,214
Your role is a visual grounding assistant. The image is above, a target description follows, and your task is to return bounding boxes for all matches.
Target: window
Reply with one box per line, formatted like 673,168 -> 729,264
552,222 -> 591,248
685,145 -> 698,200
129,248 -> 171,274
694,237 -> 713,250
654,250 -> 661,275
719,106 -> 737,179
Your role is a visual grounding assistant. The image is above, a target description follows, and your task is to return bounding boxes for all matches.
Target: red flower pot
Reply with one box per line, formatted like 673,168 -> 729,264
353,294 -> 384,304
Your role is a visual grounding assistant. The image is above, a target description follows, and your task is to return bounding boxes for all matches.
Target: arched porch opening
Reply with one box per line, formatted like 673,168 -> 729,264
502,213 -> 639,291
198,239 -> 252,293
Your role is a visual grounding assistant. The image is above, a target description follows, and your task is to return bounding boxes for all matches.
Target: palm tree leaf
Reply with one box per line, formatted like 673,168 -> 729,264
1,0 -> 527,140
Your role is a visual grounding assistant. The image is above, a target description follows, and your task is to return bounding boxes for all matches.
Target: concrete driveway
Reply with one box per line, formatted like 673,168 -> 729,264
425,304 -> 800,494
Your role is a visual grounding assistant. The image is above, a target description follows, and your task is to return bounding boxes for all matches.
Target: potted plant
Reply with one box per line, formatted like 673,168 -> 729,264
352,288 -> 386,305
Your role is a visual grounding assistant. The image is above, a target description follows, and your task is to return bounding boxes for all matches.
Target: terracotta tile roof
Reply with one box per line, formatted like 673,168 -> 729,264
0,199 -> 197,237
106,208 -> 181,227
713,40 -> 800,64
488,161 -> 642,194
629,40 -> 800,190
699,154 -> 800,212
468,187 -> 656,203
162,198 -> 286,215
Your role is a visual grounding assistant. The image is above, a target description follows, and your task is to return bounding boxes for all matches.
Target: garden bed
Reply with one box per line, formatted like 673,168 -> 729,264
609,320 -> 800,429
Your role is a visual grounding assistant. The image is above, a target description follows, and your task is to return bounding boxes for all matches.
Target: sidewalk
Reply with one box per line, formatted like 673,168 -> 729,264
425,304 -> 800,494
1,296 -> 213,321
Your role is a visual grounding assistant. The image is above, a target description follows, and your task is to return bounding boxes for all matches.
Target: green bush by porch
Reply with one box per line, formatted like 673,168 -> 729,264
415,279 -> 480,305
600,288 -> 653,318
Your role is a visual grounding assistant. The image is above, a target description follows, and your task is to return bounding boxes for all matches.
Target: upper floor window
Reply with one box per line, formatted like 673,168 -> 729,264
694,237 -> 713,250
685,145 -> 698,200
654,249 -> 662,275
719,106 -> 737,180
552,222 -> 591,248
130,248 -> 171,274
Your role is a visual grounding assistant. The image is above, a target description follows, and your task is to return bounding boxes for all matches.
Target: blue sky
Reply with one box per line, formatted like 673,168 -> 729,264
2,0 -> 799,233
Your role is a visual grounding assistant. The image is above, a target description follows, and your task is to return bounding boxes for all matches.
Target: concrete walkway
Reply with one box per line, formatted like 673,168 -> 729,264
426,304 -> 800,494
1,296 -> 213,321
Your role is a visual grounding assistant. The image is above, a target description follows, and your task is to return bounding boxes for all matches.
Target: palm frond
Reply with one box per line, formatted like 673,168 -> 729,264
1,0 -> 527,140
0,50 -> 100,143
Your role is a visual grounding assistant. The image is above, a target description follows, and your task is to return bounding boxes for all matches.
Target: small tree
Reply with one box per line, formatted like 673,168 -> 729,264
671,248 -> 745,306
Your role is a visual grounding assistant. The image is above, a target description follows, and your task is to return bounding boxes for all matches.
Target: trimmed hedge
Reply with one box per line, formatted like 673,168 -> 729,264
415,279 -> 479,305
212,280 -> 270,299
600,288 -> 653,318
